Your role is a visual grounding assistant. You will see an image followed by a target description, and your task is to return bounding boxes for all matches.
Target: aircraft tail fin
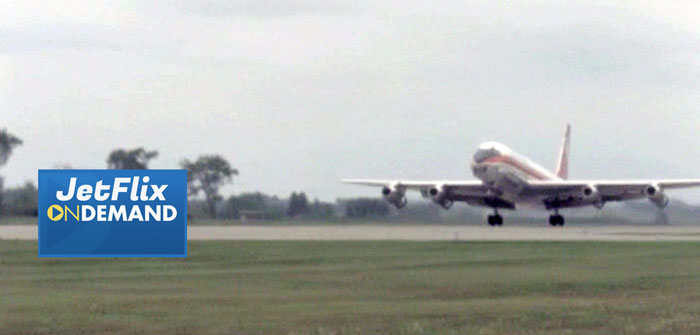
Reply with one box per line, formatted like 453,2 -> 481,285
555,124 -> 571,179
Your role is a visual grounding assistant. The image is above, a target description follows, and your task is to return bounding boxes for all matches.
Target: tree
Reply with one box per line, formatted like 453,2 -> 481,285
311,198 -> 336,219
221,192 -> 286,220
286,192 -> 298,217
107,147 -> 158,169
297,192 -> 309,215
2,181 -> 38,216
344,198 -> 390,218
0,129 -> 22,168
286,191 -> 310,217
181,155 -> 238,219
0,129 -> 22,215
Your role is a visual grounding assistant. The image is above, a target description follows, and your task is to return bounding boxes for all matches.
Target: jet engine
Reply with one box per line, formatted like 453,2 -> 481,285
581,185 -> 599,200
645,184 -> 669,208
581,184 -> 605,208
382,184 -> 407,208
428,185 -> 453,209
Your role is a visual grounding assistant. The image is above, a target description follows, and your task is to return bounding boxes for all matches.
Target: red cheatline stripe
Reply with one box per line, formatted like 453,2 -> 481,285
482,155 -> 550,181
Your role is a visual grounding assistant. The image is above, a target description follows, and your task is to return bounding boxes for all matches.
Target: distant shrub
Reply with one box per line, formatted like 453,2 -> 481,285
1,182 -> 38,217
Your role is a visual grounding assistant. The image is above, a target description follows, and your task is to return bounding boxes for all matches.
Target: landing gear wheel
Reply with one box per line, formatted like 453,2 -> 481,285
549,214 -> 565,226
488,214 -> 503,226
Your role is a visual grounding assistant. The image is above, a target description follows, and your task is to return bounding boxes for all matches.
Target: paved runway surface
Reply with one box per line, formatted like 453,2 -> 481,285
3,225 -> 700,241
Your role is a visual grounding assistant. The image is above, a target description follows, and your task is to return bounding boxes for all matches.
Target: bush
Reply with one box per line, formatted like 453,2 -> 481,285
1,182 -> 38,217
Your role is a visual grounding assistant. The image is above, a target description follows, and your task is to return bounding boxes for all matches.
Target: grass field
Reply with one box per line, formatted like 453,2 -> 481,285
2,241 -> 700,334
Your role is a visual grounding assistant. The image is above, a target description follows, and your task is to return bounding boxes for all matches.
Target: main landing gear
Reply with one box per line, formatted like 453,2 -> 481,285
486,209 -> 565,226
487,209 -> 503,226
549,210 -> 565,226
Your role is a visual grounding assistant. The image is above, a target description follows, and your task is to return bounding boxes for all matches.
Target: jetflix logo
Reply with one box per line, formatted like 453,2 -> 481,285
46,204 -> 63,221
45,176 -> 177,223
38,170 -> 187,257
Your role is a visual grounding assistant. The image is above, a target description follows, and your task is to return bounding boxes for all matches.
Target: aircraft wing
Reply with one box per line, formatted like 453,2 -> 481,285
342,179 -> 487,194
343,178 -> 700,210
527,179 -> 700,193
525,179 -> 700,208
342,179 -> 515,208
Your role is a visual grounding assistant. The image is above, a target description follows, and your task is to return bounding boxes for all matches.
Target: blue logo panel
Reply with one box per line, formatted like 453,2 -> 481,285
38,170 -> 187,257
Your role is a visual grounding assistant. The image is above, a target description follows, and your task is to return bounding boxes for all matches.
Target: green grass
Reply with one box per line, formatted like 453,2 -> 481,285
2,241 -> 700,334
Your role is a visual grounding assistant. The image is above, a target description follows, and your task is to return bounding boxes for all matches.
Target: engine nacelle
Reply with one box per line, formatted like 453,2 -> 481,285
645,184 -> 669,208
382,184 -> 407,208
645,184 -> 661,197
581,185 -> 599,200
581,185 -> 605,209
428,185 -> 453,209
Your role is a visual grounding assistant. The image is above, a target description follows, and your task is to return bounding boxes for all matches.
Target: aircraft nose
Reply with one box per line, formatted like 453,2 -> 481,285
473,148 -> 496,163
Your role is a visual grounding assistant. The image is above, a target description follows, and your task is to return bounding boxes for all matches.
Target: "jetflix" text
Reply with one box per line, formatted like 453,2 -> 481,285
56,177 -> 168,201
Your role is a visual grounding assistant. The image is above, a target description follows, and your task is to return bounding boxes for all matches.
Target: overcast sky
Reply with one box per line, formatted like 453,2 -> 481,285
1,0 -> 699,203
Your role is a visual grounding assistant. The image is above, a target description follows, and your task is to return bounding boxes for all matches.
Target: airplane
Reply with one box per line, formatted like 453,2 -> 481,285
343,124 -> 700,226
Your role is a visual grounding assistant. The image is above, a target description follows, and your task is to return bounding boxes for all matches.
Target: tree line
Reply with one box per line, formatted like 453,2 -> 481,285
0,128 -> 393,221
0,128 -> 239,218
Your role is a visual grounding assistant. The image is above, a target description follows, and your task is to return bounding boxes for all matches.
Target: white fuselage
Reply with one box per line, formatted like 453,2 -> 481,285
471,142 -> 559,206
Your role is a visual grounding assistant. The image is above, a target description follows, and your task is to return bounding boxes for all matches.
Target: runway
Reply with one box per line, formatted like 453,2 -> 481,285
2,225 -> 700,241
